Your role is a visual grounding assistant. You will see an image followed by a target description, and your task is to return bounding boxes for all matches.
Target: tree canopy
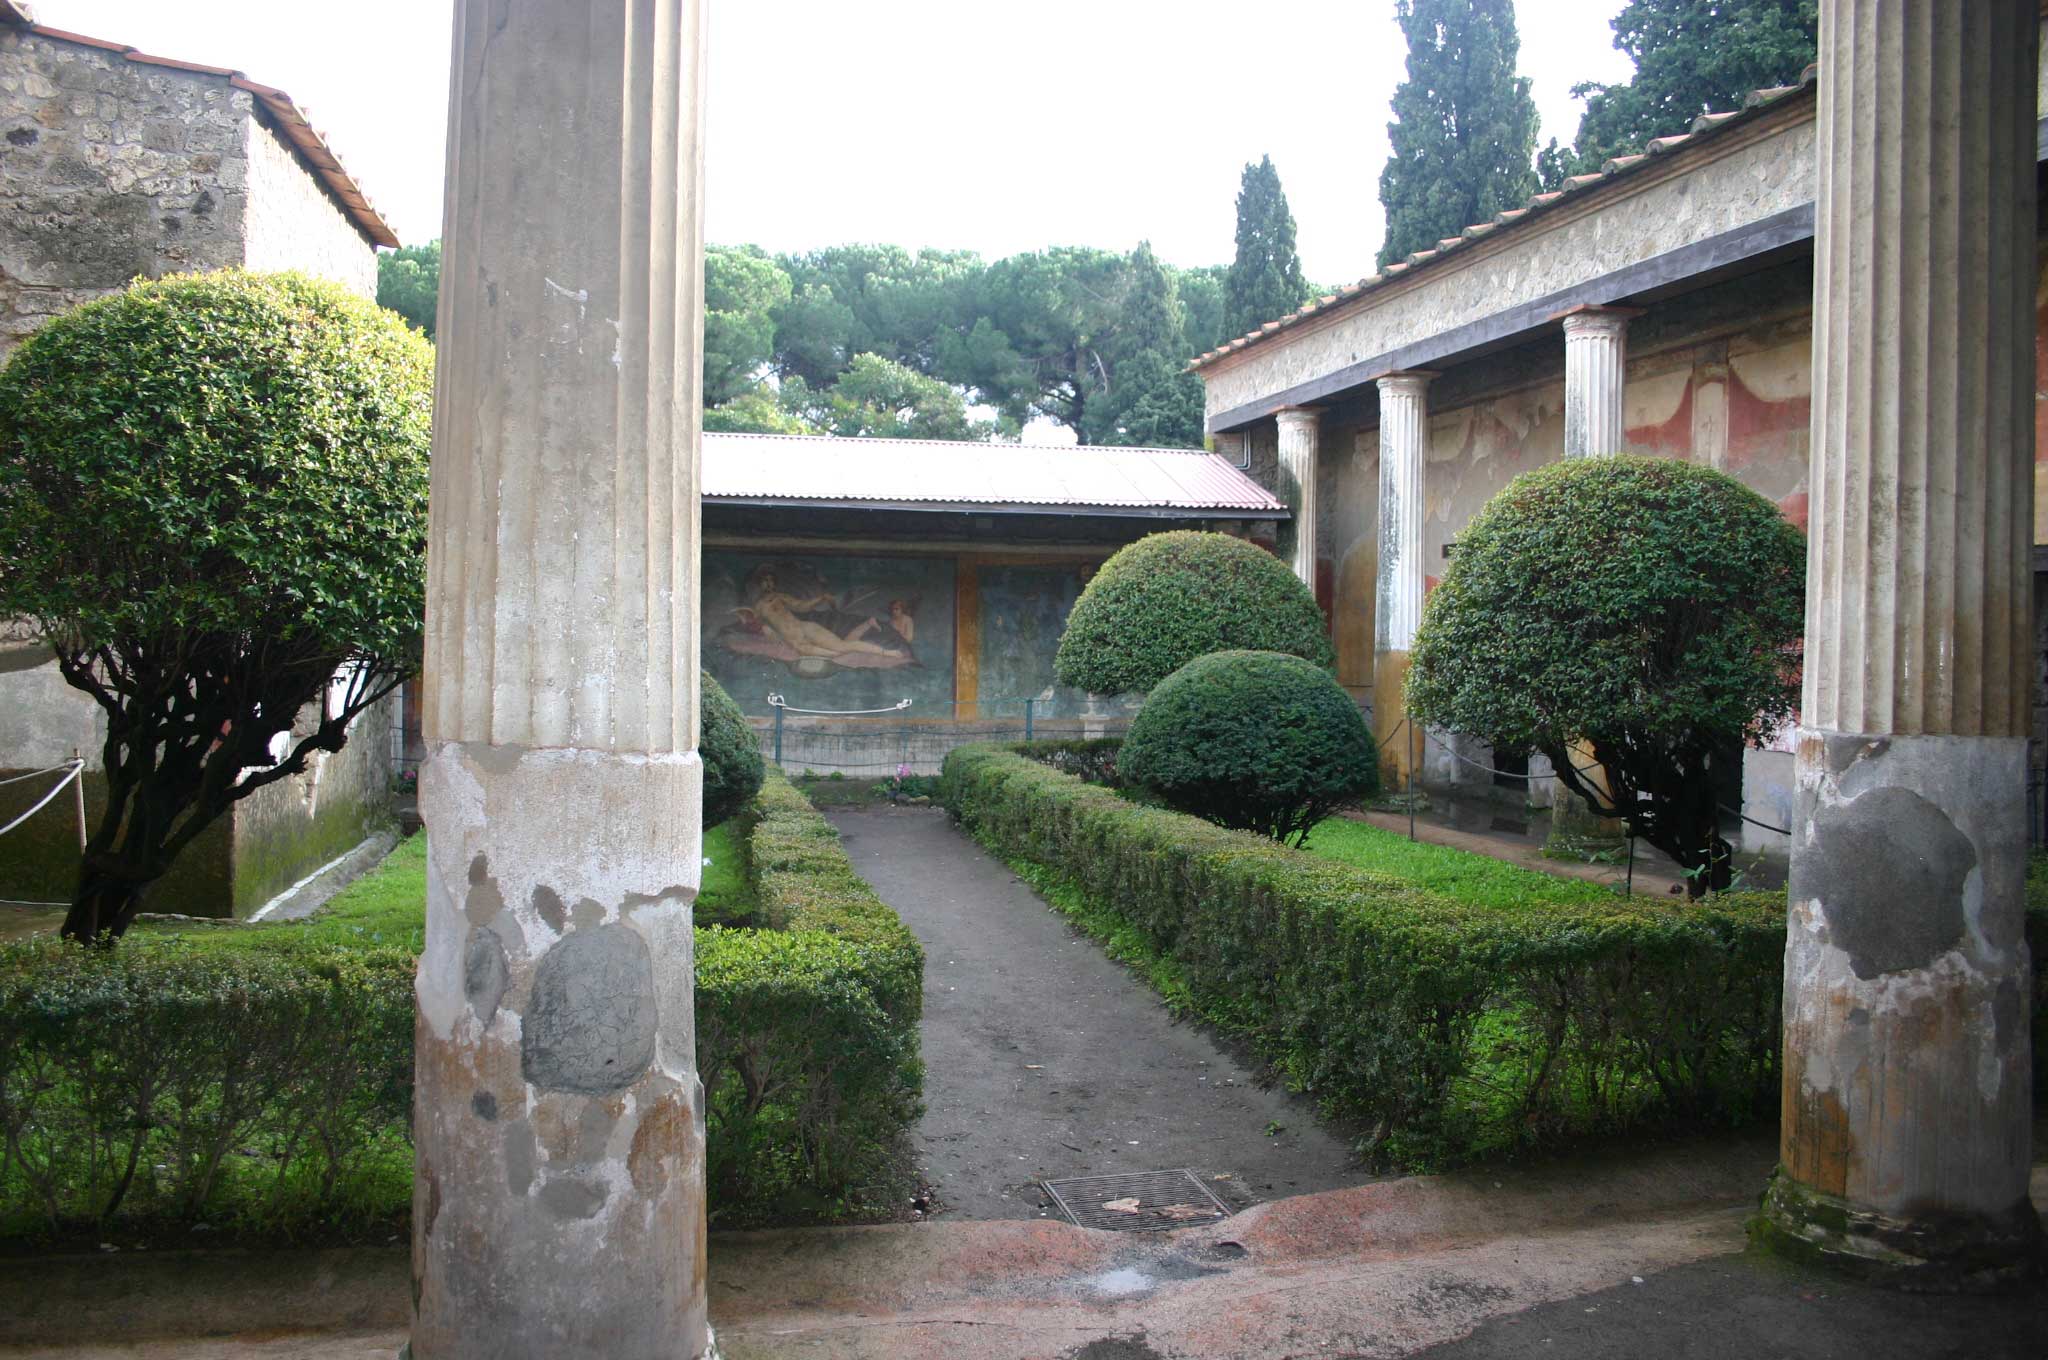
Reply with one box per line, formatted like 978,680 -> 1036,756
1539,0 -> 1818,188
1223,156 -> 1309,340
0,270 -> 434,940
705,244 -> 792,407
781,353 -> 995,442
375,241 -> 439,339
1378,0 -> 1540,270
1406,456 -> 1805,896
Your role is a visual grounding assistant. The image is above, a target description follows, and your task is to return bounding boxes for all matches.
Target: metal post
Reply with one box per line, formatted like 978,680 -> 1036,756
71,751 -> 85,853
772,703 -> 784,768
1625,835 -> 1635,898
1024,697 -> 1035,743
1407,721 -> 1417,842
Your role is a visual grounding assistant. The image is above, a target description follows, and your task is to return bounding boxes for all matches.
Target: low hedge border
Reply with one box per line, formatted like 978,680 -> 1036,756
942,742 -> 1788,1168
0,940 -> 414,1245
2,772 -> 924,1243
695,770 -> 924,1224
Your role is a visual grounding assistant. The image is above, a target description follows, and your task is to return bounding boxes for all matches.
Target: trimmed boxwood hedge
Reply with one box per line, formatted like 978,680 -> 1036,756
0,940 -> 415,1243
1,772 -> 923,1242
942,742 -> 1788,1167
694,769 -> 923,1223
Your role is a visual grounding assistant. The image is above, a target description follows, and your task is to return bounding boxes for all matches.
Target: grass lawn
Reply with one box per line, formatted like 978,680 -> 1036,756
134,820 -> 752,957
1301,815 -> 1616,910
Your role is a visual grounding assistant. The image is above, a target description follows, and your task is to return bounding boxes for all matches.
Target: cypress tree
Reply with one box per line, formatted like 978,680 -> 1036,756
1223,156 -> 1309,340
1085,242 -> 1204,448
1377,0 -> 1540,271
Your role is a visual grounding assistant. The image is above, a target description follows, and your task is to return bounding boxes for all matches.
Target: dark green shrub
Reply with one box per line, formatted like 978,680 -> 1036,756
1408,455 -> 1805,896
0,270 -> 434,939
0,940 -> 413,1242
940,743 -> 1787,1167
1021,737 -> 1126,786
1054,530 -> 1335,695
696,772 -> 922,1223
1120,651 -> 1376,845
701,671 -> 765,830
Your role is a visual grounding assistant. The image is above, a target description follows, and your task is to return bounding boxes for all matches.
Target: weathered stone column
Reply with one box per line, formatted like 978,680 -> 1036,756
410,2 -> 712,1356
1274,407 -> 1321,588
1373,372 -> 1434,791
1757,0 -> 2040,1287
1560,306 -> 1636,458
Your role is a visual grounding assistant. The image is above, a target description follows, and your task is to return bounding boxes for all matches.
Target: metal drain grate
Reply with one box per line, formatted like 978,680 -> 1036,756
1041,1169 -> 1231,1232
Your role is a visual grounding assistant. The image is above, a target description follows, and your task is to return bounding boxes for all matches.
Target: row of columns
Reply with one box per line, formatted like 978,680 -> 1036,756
398,2 -> 2032,1349
1237,0 -> 2039,1280
1258,306 -> 1640,790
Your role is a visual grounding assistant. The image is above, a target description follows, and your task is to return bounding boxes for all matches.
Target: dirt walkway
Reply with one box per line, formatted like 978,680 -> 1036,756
824,804 -> 1371,1221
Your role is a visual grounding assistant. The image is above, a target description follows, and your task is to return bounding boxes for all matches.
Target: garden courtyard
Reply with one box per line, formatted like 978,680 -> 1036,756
2,0 -> 2046,1356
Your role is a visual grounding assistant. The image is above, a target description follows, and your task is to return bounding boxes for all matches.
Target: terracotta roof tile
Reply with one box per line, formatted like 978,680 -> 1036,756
1187,66 -> 1818,374
4,13 -> 398,247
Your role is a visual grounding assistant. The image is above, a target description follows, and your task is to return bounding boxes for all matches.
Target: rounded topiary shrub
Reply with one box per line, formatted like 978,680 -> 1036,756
701,672 -> 765,830
0,269 -> 434,940
1119,650 -> 1376,845
1054,530 -> 1335,695
1407,454 -> 1804,895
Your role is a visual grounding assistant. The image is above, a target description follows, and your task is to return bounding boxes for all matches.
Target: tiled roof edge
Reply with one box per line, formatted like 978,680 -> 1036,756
1190,66 -> 1819,373
4,16 -> 399,247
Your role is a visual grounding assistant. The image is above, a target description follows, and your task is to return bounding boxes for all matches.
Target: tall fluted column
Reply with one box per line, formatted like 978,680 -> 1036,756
1373,372 -> 1434,790
1757,0 -> 2040,1287
411,3 -> 712,1356
1560,307 -> 1636,458
1274,407 -> 1321,589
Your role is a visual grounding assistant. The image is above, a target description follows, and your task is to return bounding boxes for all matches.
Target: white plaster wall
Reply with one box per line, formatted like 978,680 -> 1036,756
241,115 -> 377,297
0,656 -> 102,769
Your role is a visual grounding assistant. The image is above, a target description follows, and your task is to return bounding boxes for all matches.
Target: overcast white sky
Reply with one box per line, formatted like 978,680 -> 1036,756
34,0 -> 1634,286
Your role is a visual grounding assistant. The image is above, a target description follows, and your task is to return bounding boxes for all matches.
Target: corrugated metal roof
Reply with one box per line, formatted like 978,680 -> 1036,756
703,433 -> 1287,516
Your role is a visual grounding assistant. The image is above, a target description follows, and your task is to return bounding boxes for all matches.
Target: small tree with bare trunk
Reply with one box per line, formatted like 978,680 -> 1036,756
0,271 -> 433,941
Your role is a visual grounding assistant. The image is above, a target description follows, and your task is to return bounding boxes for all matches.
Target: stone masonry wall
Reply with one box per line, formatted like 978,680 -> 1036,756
0,29 -> 252,359
242,114 -> 376,297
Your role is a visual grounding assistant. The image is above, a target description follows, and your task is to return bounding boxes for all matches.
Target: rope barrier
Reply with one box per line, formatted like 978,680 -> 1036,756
0,760 -> 83,789
765,694 -> 912,717
0,759 -> 83,838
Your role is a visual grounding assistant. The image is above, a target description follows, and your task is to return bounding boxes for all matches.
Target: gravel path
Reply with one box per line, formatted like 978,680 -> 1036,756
824,804 -> 1372,1222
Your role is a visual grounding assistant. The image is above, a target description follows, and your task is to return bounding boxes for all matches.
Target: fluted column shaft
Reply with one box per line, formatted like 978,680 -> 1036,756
411,3 -> 712,1356
1760,0 -> 2039,1287
1274,407 -> 1321,589
1561,308 -> 1635,458
1374,372 -> 1434,790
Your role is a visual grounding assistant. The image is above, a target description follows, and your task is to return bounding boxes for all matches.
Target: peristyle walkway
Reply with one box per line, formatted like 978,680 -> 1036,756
823,804 -> 1368,1220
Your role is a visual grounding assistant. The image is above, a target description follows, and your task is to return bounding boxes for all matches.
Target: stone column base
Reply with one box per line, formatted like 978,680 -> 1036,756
1752,1171 -> 2043,1292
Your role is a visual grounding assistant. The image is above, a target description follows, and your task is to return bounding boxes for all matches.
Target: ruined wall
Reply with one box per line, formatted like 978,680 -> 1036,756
230,695 -> 397,917
241,113 -> 376,298
0,28 -> 251,358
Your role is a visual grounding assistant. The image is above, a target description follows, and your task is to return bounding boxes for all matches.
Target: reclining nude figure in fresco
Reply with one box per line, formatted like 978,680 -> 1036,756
723,566 -> 918,670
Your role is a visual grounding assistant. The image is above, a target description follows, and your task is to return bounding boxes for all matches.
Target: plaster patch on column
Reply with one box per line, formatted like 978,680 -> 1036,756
532,884 -> 567,934
522,924 -> 658,1095
537,1175 -> 609,1220
1795,785 -> 1974,979
465,855 -> 503,924
463,923 -> 511,1024
504,1118 -> 536,1197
